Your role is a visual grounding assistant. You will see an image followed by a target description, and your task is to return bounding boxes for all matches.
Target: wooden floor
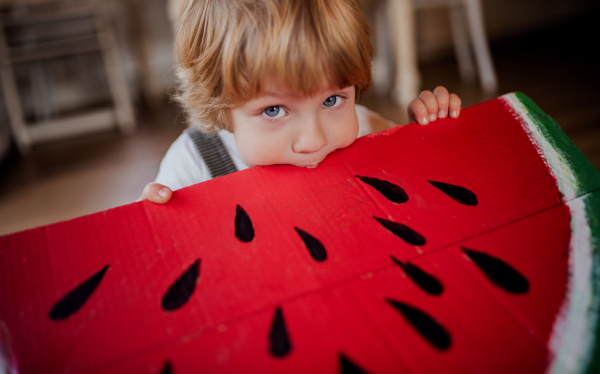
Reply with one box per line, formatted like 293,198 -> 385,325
1,12 -> 599,236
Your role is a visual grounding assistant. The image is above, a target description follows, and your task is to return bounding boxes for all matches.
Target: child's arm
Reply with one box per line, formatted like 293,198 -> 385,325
407,86 -> 461,125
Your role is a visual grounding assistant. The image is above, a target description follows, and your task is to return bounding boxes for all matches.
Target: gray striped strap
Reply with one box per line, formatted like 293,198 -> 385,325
185,127 -> 238,179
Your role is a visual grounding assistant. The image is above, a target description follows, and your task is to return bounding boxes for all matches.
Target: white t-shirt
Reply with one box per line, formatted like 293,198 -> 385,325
155,104 -> 396,190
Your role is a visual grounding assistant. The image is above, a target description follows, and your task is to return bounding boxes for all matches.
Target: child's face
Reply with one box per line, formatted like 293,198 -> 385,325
231,81 -> 359,168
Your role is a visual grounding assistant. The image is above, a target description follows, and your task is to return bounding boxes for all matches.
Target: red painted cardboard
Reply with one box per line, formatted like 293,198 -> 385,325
0,95 -> 597,373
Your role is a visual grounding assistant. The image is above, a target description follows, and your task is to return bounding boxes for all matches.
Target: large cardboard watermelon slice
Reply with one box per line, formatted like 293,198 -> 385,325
1,93 -> 599,374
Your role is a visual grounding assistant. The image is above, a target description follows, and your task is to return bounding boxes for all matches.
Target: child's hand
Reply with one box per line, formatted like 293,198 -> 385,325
407,86 -> 461,125
138,182 -> 172,204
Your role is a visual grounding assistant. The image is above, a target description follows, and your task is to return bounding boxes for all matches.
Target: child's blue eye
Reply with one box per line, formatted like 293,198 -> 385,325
262,106 -> 286,119
322,95 -> 342,108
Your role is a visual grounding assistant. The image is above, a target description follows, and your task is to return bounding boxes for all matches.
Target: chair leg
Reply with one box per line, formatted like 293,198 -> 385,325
126,0 -> 164,109
30,61 -> 55,122
0,19 -> 31,154
388,0 -> 420,109
449,3 -> 476,84
93,0 -> 136,135
372,0 -> 394,97
463,0 -> 498,93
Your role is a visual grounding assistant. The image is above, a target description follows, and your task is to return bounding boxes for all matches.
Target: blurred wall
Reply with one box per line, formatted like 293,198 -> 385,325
415,0 -> 598,61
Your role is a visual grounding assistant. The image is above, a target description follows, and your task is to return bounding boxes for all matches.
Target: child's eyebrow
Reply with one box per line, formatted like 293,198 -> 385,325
253,92 -> 300,102
255,86 -> 351,102
257,92 -> 281,98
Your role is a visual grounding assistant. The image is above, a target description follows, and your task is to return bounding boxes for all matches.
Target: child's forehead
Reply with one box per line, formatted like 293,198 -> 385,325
256,78 -> 348,99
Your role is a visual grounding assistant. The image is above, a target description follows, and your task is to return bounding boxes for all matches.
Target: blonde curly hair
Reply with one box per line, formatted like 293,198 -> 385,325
174,0 -> 373,133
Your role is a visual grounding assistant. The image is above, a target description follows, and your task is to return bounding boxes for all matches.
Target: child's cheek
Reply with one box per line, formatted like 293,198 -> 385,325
236,148 -> 254,167
236,143 -> 261,168
348,119 -> 360,144
236,139 -> 280,167
338,111 -> 360,148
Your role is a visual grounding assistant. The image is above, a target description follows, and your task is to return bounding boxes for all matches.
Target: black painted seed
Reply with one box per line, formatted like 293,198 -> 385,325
159,360 -> 173,374
161,259 -> 201,311
386,298 -> 452,350
235,205 -> 254,242
339,353 -> 370,374
374,217 -> 426,246
462,247 -> 529,294
48,264 -> 109,321
269,307 -> 292,357
428,181 -> 478,206
356,175 -> 408,204
295,227 -> 327,262
391,255 -> 443,295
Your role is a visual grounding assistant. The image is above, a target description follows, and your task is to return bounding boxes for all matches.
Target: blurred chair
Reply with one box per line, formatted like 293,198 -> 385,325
0,0 -> 135,155
166,0 -> 181,24
373,0 -> 498,108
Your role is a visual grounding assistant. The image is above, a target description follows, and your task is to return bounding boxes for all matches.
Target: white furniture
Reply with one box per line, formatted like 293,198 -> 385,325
373,0 -> 498,108
0,0 -> 135,155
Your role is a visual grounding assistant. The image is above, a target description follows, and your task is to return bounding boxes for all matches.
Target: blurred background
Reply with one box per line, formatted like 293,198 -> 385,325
0,0 -> 598,236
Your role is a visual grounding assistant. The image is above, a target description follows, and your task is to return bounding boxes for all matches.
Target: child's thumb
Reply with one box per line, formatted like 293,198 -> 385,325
138,183 -> 172,204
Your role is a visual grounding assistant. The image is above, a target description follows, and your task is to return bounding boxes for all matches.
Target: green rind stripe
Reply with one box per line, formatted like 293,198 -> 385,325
513,91 -> 600,198
505,92 -> 600,374
584,191 -> 600,374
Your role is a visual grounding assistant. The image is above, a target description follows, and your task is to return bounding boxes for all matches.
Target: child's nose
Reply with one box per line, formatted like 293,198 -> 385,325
292,117 -> 328,154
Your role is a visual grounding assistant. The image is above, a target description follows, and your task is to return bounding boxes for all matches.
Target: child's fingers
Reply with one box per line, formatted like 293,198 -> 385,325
448,93 -> 462,118
407,98 -> 430,125
418,90 -> 439,122
138,182 -> 172,204
433,86 -> 450,118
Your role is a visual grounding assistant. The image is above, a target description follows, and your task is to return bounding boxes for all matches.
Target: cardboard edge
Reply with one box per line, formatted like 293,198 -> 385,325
501,92 -> 600,374
582,192 -> 600,374
548,193 -> 599,374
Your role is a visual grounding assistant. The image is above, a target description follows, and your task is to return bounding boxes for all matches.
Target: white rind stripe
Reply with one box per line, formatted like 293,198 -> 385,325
503,93 -> 577,202
549,197 -> 593,374
501,93 -> 594,374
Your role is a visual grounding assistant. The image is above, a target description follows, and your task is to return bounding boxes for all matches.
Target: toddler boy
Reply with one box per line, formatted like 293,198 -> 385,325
141,0 -> 461,203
